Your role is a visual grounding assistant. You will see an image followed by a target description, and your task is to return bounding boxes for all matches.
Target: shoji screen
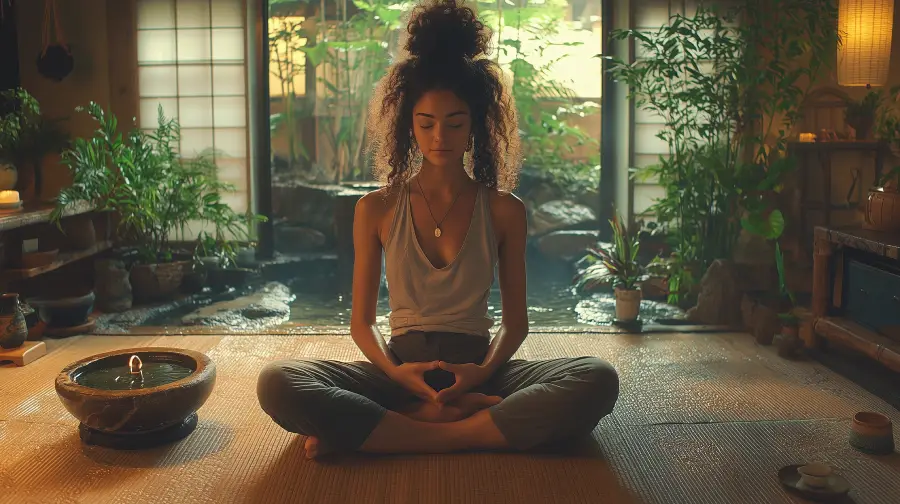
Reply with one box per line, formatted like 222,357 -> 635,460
136,0 -> 249,216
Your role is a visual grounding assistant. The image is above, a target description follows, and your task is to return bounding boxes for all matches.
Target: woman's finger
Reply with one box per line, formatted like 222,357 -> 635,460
435,383 -> 464,404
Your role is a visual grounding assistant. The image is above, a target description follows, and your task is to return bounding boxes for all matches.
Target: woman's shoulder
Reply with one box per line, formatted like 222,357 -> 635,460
355,185 -> 403,237
487,188 -> 525,217
356,185 -> 401,214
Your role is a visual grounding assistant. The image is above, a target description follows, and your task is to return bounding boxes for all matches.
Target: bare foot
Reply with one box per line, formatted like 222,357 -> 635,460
452,393 -> 503,417
304,436 -> 319,459
400,401 -> 466,423
399,393 -> 502,423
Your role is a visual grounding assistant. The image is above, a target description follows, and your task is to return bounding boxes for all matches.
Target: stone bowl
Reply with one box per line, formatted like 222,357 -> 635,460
55,347 -> 216,440
28,291 -> 95,328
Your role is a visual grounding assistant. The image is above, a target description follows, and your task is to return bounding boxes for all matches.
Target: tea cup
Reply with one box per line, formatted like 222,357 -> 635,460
849,411 -> 895,455
796,463 -> 833,489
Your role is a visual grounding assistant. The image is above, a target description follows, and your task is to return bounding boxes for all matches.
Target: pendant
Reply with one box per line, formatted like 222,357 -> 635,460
434,227 -> 442,238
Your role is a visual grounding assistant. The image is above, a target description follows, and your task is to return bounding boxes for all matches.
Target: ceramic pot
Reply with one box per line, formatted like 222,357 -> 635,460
615,287 -> 642,322
0,293 -> 28,349
0,163 -> 17,190
864,189 -> 900,232
28,292 -> 96,329
849,411 -> 895,455
61,215 -> 97,250
130,261 -> 190,302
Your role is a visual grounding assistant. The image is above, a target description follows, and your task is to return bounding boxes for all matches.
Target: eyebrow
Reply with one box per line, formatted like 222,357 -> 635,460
415,111 -> 468,118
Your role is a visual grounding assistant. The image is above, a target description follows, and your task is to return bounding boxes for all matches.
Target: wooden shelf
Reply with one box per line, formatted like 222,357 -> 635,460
0,240 -> 113,281
814,316 -> 900,373
788,140 -> 888,152
0,201 -> 95,233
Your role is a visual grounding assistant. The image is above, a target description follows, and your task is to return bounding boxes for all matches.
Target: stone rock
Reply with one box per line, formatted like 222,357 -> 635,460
275,225 -> 327,252
529,200 -> 597,237
536,231 -> 601,261
686,259 -> 742,326
181,282 -> 293,329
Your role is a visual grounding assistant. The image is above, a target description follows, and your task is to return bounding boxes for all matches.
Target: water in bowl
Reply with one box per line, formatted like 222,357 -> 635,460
73,361 -> 193,391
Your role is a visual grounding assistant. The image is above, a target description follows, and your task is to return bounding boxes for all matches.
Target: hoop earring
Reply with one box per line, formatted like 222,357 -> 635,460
466,136 -> 473,152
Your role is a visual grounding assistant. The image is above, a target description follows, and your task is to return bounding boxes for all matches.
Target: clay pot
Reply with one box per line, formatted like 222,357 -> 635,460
61,215 -> 97,250
864,189 -> 900,232
849,411 -> 895,455
0,293 -> 28,350
130,261 -> 190,302
615,287 -> 642,322
774,324 -> 802,359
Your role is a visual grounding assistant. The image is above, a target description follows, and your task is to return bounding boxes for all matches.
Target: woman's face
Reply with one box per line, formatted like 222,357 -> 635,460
412,89 -> 472,168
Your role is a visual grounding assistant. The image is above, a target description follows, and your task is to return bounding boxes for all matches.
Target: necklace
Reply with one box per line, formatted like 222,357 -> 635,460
416,176 -> 465,238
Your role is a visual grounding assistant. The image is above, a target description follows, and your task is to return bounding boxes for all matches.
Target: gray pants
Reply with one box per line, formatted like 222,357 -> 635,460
256,332 -> 619,454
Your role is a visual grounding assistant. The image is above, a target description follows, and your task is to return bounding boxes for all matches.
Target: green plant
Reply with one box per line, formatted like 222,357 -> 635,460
269,15 -> 311,172
0,88 -> 69,197
301,0 -> 412,183
846,90 -> 882,125
53,102 -> 265,265
845,90 -> 882,139
479,0 -> 600,195
606,1 -> 839,302
574,213 -> 646,292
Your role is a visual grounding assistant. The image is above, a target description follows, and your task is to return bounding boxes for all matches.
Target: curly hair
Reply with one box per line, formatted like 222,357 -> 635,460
366,0 -> 521,192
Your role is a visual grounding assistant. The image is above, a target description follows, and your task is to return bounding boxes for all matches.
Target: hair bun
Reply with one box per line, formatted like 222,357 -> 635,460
405,0 -> 490,61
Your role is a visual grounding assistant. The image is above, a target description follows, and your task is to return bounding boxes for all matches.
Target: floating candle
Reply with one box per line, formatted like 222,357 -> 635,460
129,354 -> 143,374
0,190 -> 19,204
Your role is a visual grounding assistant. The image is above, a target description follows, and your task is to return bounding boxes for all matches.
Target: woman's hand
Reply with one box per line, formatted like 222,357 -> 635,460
387,362 -> 441,403
434,362 -> 493,404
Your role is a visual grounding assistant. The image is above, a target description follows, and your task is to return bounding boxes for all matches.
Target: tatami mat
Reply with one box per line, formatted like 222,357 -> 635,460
1,332 -> 898,504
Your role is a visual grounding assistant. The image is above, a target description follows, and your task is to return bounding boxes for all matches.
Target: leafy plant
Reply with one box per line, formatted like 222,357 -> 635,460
0,88 -> 69,199
740,208 -> 794,307
845,90 -> 882,138
574,213 -> 646,292
479,0 -> 600,195
53,102 -> 265,265
269,15 -> 311,172
606,1 -> 839,302
301,0 -> 412,183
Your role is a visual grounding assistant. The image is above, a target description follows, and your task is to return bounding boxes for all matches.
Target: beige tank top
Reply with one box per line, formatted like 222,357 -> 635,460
383,181 -> 498,337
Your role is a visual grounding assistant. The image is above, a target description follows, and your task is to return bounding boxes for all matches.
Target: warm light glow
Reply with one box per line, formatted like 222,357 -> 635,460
838,0 -> 895,86
0,190 -> 20,204
129,355 -> 143,374
269,16 -> 307,97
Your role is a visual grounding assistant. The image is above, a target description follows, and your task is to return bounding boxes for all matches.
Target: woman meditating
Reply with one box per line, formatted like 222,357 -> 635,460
257,0 -> 619,459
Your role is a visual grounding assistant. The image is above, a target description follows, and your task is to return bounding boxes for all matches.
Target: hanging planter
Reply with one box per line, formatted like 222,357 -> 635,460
36,0 -> 74,82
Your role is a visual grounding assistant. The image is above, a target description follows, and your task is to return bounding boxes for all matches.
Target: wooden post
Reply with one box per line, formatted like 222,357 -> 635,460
808,237 -> 833,348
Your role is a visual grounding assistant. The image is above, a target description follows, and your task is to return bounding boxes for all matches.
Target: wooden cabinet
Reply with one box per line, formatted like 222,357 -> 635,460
810,226 -> 900,372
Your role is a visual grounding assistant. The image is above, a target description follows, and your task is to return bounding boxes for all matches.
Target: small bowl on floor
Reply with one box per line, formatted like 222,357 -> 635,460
849,411 -> 895,455
778,464 -> 850,502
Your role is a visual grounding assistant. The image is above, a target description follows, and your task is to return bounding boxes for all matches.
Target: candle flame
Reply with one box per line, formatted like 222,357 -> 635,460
129,355 -> 143,374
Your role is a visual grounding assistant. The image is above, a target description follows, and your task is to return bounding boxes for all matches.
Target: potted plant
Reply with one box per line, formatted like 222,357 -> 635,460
846,90 -> 882,140
574,213 -> 646,323
53,102 -> 265,302
0,88 -> 69,200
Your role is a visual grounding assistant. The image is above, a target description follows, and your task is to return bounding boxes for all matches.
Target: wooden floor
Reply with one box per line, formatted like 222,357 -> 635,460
1,331 -> 898,504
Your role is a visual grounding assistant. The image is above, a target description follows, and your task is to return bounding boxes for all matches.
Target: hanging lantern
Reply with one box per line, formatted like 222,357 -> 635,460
838,0 -> 895,87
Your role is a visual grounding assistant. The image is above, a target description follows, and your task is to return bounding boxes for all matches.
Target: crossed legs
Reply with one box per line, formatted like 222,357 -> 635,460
256,355 -> 619,458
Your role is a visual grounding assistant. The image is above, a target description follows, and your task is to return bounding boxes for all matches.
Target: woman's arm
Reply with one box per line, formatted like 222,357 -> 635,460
349,192 -> 398,375
481,193 -> 530,373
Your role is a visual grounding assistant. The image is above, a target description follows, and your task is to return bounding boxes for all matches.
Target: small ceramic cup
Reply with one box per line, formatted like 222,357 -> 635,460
849,411 -> 895,455
797,463 -> 833,489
